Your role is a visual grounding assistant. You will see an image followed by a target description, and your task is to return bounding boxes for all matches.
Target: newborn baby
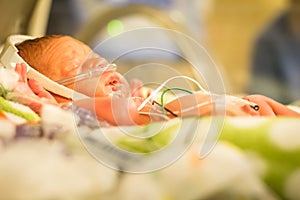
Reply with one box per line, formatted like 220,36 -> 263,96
16,35 -> 300,125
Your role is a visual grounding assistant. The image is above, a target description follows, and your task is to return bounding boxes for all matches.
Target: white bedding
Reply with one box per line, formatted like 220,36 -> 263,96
1,112 -> 299,200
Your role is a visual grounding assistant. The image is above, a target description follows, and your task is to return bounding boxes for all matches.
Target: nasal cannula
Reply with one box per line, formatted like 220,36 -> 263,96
137,75 -> 208,111
57,64 -> 117,86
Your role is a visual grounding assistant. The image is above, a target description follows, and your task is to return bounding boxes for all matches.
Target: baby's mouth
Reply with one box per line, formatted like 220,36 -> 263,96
102,72 -> 130,98
106,77 -> 119,91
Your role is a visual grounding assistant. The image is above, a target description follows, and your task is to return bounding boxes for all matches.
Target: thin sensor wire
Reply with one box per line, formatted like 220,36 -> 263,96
137,75 -> 208,111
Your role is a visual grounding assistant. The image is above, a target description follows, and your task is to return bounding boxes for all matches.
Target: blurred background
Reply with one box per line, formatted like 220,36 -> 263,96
1,0 -> 298,103
0,2 -> 299,199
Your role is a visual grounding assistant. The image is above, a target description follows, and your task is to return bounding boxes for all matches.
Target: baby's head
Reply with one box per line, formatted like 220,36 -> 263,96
16,35 -> 129,99
17,35 -> 92,81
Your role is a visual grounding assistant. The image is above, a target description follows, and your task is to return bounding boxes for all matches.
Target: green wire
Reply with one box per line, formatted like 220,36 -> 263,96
0,84 -> 8,98
160,87 -> 193,115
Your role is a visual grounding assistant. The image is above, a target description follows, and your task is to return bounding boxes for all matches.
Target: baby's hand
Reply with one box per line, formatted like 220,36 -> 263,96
11,63 -> 57,113
13,63 -> 35,96
27,78 -> 56,102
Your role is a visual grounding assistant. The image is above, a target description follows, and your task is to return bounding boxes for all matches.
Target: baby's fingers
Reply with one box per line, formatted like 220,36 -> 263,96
28,79 -> 57,103
14,63 -> 27,83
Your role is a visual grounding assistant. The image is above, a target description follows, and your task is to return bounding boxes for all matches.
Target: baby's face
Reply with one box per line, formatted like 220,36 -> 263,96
53,37 -> 130,98
19,35 -> 130,98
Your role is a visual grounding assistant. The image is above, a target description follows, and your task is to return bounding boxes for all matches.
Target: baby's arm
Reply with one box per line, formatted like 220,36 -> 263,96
74,97 -> 151,126
164,92 -> 258,117
164,92 -> 300,117
75,93 -> 300,127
